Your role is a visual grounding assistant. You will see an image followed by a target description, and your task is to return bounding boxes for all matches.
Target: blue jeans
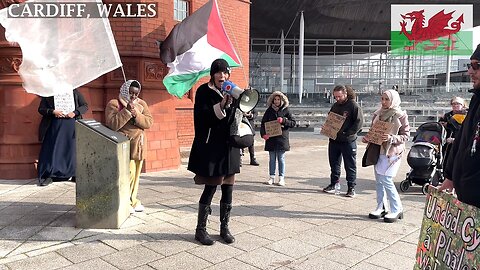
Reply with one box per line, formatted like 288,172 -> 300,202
269,150 -> 285,177
328,140 -> 357,187
374,171 -> 403,213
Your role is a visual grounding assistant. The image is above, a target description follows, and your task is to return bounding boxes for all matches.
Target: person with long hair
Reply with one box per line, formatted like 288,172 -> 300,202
260,91 -> 296,186
362,90 -> 410,222
322,85 -> 363,197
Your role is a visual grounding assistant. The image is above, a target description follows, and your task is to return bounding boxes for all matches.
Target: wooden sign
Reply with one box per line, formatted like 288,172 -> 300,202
367,120 -> 393,145
321,112 -> 346,140
264,120 -> 282,137
54,92 -> 75,114
414,187 -> 480,270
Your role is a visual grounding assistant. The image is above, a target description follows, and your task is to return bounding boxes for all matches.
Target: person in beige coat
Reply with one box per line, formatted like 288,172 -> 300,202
362,89 -> 410,223
105,80 -> 153,212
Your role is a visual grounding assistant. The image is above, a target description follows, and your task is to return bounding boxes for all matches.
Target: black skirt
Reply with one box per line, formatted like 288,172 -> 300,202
38,118 -> 76,181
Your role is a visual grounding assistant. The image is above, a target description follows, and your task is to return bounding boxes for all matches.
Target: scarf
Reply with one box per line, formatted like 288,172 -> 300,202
375,90 -> 404,122
118,80 -> 144,113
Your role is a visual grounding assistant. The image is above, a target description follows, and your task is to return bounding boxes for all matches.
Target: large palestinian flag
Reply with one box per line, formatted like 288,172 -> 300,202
390,4 -> 473,56
160,0 -> 241,98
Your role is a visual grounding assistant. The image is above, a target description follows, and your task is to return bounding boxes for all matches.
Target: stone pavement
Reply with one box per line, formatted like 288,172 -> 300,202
0,132 -> 427,270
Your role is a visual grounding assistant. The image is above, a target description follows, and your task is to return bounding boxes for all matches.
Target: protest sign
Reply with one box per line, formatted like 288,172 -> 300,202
264,120 -> 282,137
414,186 -> 480,270
320,112 -> 346,140
367,120 -> 393,145
54,91 -> 75,114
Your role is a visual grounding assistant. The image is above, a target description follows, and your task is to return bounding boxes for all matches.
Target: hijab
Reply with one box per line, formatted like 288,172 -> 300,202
118,80 -> 144,113
375,90 -> 404,122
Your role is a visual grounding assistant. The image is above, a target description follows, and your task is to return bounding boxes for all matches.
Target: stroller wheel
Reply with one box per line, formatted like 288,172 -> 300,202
422,184 -> 430,195
400,180 -> 410,192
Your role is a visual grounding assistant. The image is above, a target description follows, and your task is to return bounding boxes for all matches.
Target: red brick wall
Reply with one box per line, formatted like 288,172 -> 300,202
0,0 -> 250,179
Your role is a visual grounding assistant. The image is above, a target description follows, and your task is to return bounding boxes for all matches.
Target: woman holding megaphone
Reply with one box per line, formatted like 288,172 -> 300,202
188,59 -> 240,245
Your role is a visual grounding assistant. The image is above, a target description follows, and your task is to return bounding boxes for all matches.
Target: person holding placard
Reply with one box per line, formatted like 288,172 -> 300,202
37,89 -> 88,186
260,91 -> 296,186
322,85 -> 363,197
440,44 -> 480,208
362,89 -> 410,222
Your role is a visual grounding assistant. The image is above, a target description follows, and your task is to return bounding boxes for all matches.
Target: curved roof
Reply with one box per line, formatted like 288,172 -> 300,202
251,0 -> 480,40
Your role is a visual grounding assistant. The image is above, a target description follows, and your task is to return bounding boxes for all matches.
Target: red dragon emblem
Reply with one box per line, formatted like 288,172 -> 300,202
399,9 -> 464,51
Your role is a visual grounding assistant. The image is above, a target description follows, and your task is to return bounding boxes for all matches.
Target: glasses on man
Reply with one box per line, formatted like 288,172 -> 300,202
467,62 -> 480,70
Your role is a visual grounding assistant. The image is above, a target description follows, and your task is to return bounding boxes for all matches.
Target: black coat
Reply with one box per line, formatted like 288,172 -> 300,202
260,106 -> 296,151
38,89 -> 88,142
444,88 -> 480,208
187,83 -> 240,178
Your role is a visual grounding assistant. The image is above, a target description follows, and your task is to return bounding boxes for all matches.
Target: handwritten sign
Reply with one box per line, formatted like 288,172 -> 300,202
320,112 -> 346,140
54,92 -> 75,114
367,120 -> 393,145
264,120 -> 282,137
414,187 -> 480,270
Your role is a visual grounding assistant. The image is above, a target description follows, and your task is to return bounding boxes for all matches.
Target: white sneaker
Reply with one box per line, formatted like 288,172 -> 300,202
277,177 -> 285,186
265,176 -> 274,185
134,204 -> 145,212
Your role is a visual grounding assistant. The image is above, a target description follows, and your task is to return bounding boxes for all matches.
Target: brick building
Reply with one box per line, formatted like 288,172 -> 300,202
0,0 -> 250,179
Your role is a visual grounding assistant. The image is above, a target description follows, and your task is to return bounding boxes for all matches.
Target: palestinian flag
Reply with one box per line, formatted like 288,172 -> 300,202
160,0 -> 241,98
390,4 -> 473,56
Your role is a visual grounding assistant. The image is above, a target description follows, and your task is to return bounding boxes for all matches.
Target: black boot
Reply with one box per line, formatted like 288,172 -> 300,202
195,203 -> 215,245
220,203 -> 235,244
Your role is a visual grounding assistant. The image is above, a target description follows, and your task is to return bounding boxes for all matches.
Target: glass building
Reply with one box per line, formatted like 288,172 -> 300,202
250,38 -> 472,96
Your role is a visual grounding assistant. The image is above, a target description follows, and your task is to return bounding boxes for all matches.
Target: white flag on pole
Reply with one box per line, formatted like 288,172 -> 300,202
0,0 -> 122,96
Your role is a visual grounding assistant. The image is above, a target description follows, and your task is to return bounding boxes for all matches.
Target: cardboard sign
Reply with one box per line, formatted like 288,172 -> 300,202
320,112 -> 346,140
414,187 -> 480,270
264,120 -> 282,137
367,120 -> 393,145
54,92 -> 75,114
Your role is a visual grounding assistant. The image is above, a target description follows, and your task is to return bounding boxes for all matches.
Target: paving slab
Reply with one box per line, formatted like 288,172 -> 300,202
0,132 -> 426,269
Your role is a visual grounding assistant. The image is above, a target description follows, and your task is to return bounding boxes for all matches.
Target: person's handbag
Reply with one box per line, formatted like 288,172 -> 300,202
229,110 -> 254,148
362,143 -> 381,167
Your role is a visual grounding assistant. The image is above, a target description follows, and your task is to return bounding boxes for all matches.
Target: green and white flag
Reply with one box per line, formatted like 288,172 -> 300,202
391,5 -> 473,55
160,0 -> 241,98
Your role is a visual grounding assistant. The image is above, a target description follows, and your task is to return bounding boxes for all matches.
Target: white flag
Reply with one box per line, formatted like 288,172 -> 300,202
0,0 -> 122,96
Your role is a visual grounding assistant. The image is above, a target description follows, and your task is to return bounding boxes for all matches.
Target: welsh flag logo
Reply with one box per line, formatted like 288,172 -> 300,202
391,5 -> 473,55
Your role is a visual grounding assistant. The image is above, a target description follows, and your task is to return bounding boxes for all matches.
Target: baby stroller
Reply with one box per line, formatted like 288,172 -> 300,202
400,122 -> 446,194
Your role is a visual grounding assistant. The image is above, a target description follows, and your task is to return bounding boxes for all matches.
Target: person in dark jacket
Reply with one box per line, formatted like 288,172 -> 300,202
188,59 -> 240,245
37,89 -> 88,186
440,44 -> 480,208
260,91 -> 296,186
438,96 -> 467,163
322,85 -> 363,197
243,109 -> 259,166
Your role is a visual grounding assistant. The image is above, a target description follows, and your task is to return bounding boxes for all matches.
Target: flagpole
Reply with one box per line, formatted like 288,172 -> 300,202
120,65 -> 127,83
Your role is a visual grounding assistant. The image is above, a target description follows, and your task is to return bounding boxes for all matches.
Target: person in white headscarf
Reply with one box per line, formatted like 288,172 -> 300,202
105,80 -> 153,213
362,89 -> 410,223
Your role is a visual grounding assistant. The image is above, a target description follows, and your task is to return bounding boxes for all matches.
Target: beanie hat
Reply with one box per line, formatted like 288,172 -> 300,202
470,44 -> 480,61
210,58 -> 231,77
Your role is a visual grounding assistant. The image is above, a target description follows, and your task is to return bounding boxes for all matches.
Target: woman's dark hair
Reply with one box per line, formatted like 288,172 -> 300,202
130,81 -> 141,89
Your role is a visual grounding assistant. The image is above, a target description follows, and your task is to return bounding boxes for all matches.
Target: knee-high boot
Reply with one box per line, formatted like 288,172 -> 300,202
195,203 -> 215,245
220,203 -> 235,244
